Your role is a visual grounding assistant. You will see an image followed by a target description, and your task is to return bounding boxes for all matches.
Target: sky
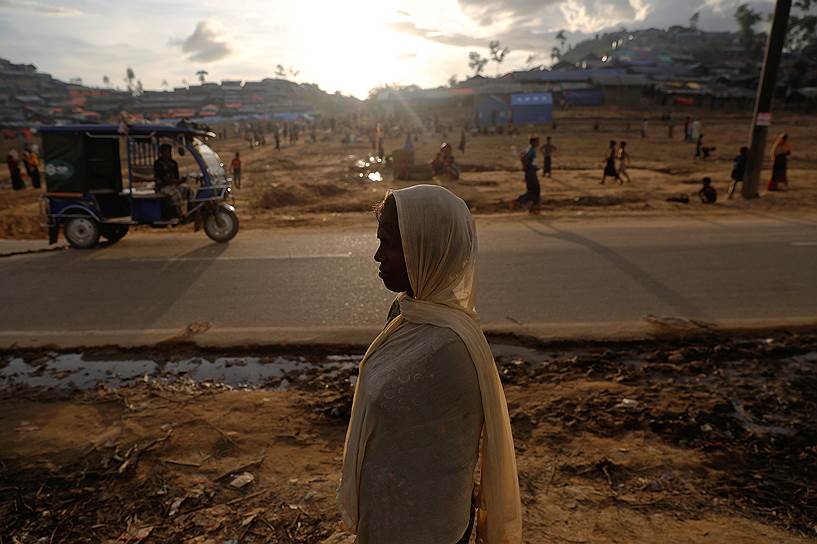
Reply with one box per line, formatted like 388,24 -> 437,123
0,0 -> 776,98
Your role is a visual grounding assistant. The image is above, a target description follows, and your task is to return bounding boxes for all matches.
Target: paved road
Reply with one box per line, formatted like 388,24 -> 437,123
1,215 -> 816,347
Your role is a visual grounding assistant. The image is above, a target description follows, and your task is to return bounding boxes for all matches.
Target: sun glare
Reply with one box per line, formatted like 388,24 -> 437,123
294,0 -> 418,97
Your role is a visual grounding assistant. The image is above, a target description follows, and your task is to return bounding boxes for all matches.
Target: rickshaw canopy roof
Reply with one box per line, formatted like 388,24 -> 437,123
38,124 -> 216,138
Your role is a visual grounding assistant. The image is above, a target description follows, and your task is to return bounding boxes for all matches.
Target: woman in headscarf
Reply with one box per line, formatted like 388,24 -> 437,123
339,185 -> 522,544
768,133 -> 791,191
600,140 -> 620,185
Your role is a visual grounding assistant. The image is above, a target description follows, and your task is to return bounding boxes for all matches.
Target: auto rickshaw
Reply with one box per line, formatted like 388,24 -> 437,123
40,122 -> 238,248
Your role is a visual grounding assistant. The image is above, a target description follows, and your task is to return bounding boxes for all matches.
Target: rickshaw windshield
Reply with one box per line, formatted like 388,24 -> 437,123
192,139 -> 227,183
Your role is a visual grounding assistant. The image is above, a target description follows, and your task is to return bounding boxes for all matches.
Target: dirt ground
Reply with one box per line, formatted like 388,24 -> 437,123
2,330 -> 816,543
2,110 -> 816,240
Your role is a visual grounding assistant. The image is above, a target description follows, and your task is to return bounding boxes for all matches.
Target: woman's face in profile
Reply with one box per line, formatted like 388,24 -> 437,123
374,196 -> 412,294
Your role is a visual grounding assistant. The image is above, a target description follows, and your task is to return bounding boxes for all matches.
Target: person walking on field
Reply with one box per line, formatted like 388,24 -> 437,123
339,186 -> 522,544
540,136 -> 557,178
6,149 -> 24,190
458,127 -> 467,153
617,141 -> 632,183
600,140 -> 621,185
728,146 -> 749,198
768,133 -> 791,192
511,136 -> 541,214
231,152 -> 242,189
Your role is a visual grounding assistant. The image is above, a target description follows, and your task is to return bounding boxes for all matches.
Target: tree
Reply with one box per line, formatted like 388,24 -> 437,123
555,30 -> 568,51
690,11 -> 700,30
275,64 -> 286,78
525,54 -> 540,68
196,70 -> 208,83
551,47 -> 561,63
135,80 -> 144,95
161,79 -> 169,88
786,0 -> 817,53
735,4 -> 763,56
489,40 -> 510,75
125,67 -> 135,93
447,74 -> 458,87
102,75 -> 110,87
468,51 -> 488,76
288,66 -> 300,79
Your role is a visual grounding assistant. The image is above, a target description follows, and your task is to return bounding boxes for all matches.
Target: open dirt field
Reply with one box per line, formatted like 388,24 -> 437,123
2,110 -> 816,240
2,330 -> 816,543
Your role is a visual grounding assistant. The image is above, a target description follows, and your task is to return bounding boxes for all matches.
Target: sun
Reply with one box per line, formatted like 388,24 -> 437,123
292,0 -> 419,97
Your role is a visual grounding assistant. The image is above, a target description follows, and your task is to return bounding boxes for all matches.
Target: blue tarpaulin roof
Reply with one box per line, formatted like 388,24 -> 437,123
511,93 -> 553,106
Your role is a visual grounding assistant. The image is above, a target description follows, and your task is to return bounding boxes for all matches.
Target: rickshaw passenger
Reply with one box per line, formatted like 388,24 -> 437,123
154,143 -> 184,216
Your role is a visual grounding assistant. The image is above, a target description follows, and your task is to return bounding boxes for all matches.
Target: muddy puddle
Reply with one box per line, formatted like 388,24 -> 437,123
0,352 -> 360,390
0,344 -> 549,391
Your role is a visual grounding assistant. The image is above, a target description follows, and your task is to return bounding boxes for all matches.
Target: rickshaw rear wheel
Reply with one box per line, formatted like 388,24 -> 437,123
204,206 -> 239,243
101,224 -> 129,243
64,216 -> 101,249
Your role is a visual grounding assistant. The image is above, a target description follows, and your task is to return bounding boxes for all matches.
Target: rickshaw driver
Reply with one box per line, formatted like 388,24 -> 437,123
154,143 -> 187,217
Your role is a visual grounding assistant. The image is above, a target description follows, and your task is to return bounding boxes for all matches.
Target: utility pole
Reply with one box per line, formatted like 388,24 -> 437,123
743,0 -> 792,199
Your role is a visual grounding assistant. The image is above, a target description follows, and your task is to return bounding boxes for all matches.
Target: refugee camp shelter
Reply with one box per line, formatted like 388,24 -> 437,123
474,95 -> 509,126
510,92 -> 553,124
564,89 -> 604,106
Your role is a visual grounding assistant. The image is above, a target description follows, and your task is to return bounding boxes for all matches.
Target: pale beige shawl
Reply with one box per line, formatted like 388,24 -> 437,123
339,184 -> 522,543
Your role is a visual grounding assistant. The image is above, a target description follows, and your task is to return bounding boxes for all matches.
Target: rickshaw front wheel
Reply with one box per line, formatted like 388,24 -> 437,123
64,216 -> 101,249
204,206 -> 239,243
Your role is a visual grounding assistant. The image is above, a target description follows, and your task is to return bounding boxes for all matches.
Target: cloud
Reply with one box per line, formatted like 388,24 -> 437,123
388,20 -> 550,51
455,0 -> 776,34
173,21 -> 233,63
0,0 -> 82,15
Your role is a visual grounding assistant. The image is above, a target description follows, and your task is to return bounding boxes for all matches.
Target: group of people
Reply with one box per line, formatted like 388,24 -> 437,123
506,129 -> 793,215
5,145 -> 41,191
600,140 -> 632,185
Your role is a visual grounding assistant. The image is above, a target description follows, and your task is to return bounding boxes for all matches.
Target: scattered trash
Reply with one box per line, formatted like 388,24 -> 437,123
229,472 -> 255,489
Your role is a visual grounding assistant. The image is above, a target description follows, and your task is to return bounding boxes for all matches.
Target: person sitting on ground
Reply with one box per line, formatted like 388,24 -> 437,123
695,134 -> 715,160
153,143 -> 185,216
728,146 -> 749,198
339,186 -> 522,544
698,177 -> 717,204
430,142 -> 461,180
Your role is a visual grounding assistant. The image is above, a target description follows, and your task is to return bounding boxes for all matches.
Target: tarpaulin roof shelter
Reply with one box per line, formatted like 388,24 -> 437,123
510,92 -> 553,124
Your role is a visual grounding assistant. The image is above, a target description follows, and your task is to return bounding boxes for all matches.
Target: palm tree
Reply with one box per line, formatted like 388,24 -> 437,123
555,30 -> 568,56
103,75 -> 110,87
468,52 -> 488,76
196,70 -> 208,84
125,67 -> 135,93
275,64 -> 286,78
489,40 -> 510,76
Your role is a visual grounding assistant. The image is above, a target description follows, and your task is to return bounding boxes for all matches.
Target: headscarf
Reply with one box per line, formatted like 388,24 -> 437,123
339,184 -> 522,543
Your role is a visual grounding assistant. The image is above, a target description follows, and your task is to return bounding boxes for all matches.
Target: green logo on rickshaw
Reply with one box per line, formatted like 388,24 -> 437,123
45,160 -> 75,180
